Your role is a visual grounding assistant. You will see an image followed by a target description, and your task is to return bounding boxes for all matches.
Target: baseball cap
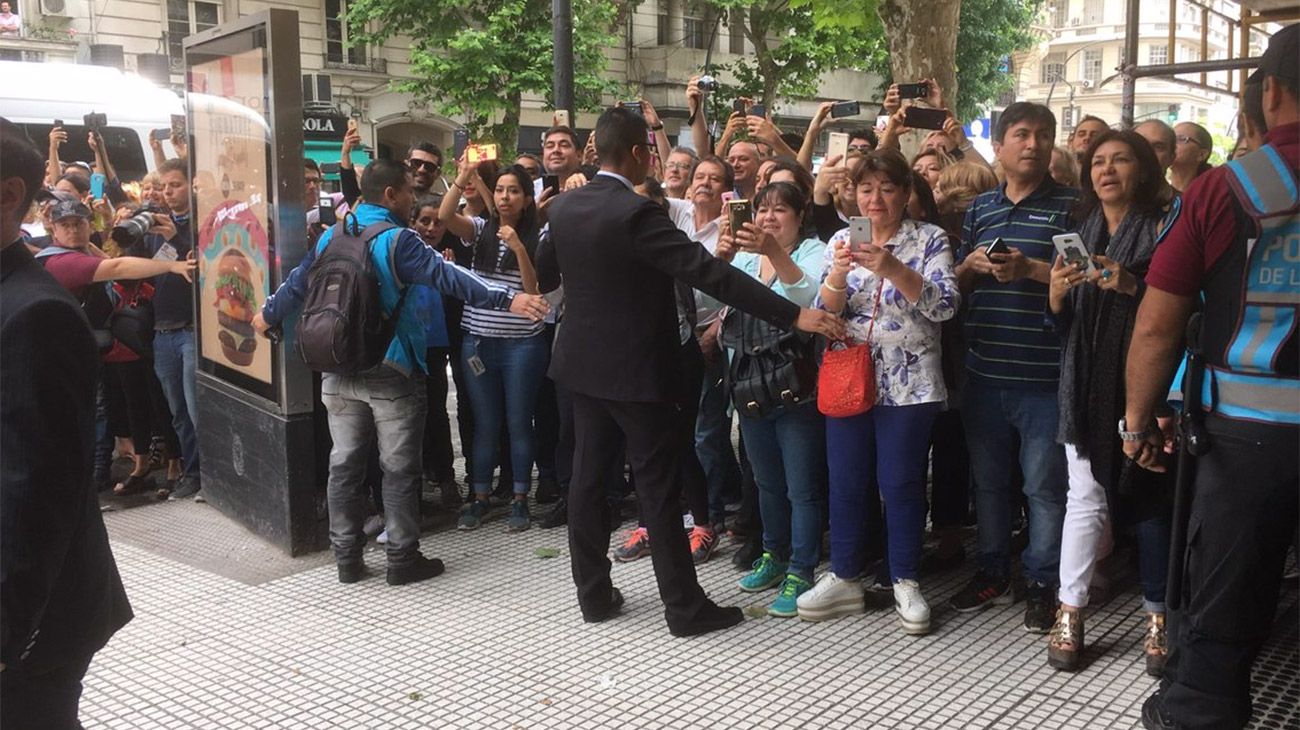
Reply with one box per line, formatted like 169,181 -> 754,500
49,198 -> 92,222
1247,23 -> 1299,85
34,188 -> 77,205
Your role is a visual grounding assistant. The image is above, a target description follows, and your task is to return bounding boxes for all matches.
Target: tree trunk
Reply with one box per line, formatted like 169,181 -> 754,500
878,0 -> 961,109
501,92 -> 522,154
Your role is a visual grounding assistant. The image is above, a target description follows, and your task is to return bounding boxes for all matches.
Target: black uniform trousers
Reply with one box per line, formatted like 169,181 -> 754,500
567,392 -> 715,629
0,653 -> 95,730
1162,415 -> 1299,729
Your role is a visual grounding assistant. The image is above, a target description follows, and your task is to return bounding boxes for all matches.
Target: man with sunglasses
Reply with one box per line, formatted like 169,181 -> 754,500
407,142 -> 446,196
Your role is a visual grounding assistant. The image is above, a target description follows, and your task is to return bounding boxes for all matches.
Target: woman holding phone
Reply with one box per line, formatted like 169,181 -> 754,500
439,159 -> 547,532
1045,130 -> 1174,674
710,182 -> 827,618
799,151 -> 959,635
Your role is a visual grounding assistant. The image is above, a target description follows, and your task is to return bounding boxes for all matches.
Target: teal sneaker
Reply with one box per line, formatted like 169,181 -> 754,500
458,499 -> 489,530
738,552 -> 788,593
768,574 -> 813,617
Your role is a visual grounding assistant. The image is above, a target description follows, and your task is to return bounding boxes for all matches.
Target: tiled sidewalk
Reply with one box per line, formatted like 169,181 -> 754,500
82,500 -> 1298,729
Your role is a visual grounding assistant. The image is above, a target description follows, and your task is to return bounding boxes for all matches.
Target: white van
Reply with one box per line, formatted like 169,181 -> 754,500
0,60 -> 183,183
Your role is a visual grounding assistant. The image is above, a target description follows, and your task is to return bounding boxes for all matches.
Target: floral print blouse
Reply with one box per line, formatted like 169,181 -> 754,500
815,219 -> 960,407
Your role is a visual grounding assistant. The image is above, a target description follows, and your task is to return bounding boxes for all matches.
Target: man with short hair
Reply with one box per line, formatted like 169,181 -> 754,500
407,141 -> 444,195
847,128 -> 878,154
0,116 -> 133,730
255,159 -> 549,586
1069,115 -> 1109,163
948,102 -> 1077,634
662,147 -> 698,200
514,153 -> 543,180
148,157 -> 203,501
1134,119 -> 1177,172
1126,24 -> 1300,730
304,158 -> 322,203
538,106 -> 843,636
542,127 -> 584,184
726,140 -> 760,199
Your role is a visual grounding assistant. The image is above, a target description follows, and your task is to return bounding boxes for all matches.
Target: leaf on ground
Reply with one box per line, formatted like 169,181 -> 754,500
540,697 -> 553,707
743,605 -> 768,619
407,691 -> 423,701
534,547 -> 562,559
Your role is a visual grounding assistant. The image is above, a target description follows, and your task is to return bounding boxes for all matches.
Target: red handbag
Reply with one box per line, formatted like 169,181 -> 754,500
817,280 -> 882,418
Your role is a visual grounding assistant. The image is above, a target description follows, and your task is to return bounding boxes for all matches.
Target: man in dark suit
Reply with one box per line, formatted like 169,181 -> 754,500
1,117 -> 133,729
538,107 -> 844,637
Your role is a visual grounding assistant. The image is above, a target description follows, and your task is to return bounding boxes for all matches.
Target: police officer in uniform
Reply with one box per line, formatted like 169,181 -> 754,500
1121,23 -> 1299,730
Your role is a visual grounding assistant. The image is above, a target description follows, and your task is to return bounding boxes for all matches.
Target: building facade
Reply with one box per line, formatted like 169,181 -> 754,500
0,0 -> 879,165
1013,0 -> 1275,151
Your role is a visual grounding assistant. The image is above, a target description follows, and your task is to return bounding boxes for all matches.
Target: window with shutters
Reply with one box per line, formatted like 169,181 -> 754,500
1082,49 -> 1102,84
325,0 -> 367,66
167,0 -> 221,69
1041,53 -> 1065,84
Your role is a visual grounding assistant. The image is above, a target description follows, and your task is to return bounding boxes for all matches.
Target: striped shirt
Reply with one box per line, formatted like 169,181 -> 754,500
462,218 -> 544,339
958,178 -> 1078,390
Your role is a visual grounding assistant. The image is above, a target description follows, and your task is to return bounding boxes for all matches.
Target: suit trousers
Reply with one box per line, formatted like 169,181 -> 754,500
0,653 -> 94,730
567,393 -> 714,629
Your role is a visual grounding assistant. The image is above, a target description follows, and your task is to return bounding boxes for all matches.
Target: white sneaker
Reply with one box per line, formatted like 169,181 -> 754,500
893,579 -> 931,635
797,572 -> 865,622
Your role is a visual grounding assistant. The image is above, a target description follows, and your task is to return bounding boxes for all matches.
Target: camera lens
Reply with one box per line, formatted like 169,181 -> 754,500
110,209 -> 156,248
698,75 -> 718,92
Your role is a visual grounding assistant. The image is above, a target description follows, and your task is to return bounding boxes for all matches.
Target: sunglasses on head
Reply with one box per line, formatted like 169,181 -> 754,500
407,159 -> 439,171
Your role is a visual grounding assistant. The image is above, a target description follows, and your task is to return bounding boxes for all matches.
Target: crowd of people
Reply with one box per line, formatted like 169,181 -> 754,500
2,22 -> 1297,730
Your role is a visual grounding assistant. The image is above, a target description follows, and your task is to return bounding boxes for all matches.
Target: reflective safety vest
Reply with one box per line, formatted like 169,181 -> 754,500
1199,143 -> 1300,425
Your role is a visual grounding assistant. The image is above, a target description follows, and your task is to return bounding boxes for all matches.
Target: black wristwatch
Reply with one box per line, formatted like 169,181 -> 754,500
650,123 -> 664,131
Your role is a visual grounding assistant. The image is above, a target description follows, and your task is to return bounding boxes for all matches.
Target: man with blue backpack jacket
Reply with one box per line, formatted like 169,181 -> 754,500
255,159 -> 549,586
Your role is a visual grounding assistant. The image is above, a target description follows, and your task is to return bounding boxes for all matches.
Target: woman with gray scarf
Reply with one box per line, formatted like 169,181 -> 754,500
1044,130 -> 1175,676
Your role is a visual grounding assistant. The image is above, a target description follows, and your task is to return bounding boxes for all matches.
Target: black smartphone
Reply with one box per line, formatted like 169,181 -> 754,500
727,199 -> 753,234
151,128 -> 171,141
897,81 -> 930,100
320,162 -> 341,175
170,114 -> 185,139
750,103 -> 766,118
732,99 -> 747,115
53,118 -> 64,128
904,106 -> 949,131
542,173 -> 560,197
83,112 -> 107,131
453,129 -> 470,161
620,100 -> 644,116
984,237 -> 1011,257
830,101 -> 860,119
318,192 -> 337,226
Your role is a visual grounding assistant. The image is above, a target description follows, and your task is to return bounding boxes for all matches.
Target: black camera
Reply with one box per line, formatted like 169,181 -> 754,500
83,112 -> 107,133
697,75 -> 719,93
111,204 -> 167,250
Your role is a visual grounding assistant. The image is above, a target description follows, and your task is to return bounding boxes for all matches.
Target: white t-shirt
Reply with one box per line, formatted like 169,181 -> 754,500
666,198 -> 725,328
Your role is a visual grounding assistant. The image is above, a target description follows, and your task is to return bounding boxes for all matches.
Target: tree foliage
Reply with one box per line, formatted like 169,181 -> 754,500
801,0 -> 1042,120
705,0 -> 885,111
347,0 -> 623,152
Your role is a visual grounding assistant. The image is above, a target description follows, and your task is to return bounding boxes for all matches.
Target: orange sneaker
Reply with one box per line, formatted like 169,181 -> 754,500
613,527 -> 650,562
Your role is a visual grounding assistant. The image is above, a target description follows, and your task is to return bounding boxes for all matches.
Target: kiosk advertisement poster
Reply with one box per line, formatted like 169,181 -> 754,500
188,38 -> 277,401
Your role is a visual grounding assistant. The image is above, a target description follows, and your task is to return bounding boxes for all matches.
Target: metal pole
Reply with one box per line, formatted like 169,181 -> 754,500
553,0 -> 574,114
1122,0 -> 1141,127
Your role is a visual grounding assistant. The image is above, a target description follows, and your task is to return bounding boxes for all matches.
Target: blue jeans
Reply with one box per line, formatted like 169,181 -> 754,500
153,329 -> 199,480
963,382 -> 1067,585
695,356 -> 741,524
460,333 -> 548,496
737,402 -> 826,580
321,367 -> 425,565
827,403 -> 940,582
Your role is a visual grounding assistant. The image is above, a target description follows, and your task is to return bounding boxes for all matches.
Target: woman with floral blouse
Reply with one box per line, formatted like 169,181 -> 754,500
797,151 -> 960,635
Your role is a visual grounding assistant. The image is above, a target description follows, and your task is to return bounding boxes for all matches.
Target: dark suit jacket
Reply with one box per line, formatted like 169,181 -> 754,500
539,173 -> 800,403
0,242 -> 132,673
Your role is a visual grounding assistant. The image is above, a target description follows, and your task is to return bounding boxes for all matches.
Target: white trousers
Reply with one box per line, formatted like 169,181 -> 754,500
1058,444 -> 1113,608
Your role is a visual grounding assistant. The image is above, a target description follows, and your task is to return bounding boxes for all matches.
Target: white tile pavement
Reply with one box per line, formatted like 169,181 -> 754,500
81,501 -> 1298,729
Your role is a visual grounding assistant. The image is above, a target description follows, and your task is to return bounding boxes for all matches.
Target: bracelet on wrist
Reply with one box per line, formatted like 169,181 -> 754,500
1117,418 -> 1150,442
822,279 -> 846,293
650,123 -> 664,131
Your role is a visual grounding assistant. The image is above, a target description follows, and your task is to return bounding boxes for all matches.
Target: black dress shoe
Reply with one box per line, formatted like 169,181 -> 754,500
540,497 -> 569,529
582,587 -> 624,623
668,605 -> 745,638
338,562 -> 367,584
1141,690 -> 1175,730
386,555 -> 446,586
732,538 -> 763,569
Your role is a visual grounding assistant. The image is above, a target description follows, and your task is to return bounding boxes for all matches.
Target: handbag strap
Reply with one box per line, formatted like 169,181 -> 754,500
831,277 -> 884,349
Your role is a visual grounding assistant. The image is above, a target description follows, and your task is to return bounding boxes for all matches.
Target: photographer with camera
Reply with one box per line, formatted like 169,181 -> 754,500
143,158 -> 202,501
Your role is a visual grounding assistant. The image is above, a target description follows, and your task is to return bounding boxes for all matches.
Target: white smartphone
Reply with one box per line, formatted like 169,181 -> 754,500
826,132 -> 849,163
554,109 -> 571,128
1052,233 -> 1095,274
848,216 -> 872,252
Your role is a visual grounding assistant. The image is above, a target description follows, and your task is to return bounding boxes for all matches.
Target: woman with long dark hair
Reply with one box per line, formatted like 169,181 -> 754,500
1046,129 -> 1174,674
439,160 -> 548,532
